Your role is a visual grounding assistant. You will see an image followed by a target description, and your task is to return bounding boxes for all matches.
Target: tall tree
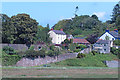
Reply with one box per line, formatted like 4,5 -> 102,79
2,14 -> 17,43
10,13 -> 38,44
112,1 -> 120,22
35,25 -> 51,44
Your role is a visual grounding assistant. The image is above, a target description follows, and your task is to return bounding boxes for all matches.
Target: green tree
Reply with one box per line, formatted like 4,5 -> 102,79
112,1 -> 120,22
10,13 -> 38,44
35,25 -> 51,44
105,35 -> 110,40
1,14 -> 17,43
91,14 -> 98,20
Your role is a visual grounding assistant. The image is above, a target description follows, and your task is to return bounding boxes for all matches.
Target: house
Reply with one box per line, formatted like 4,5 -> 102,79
67,35 -> 74,39
72,37 -> 90,46
93,40 -> 111,54
48,28 -> 66,44
99,29 -> 120,41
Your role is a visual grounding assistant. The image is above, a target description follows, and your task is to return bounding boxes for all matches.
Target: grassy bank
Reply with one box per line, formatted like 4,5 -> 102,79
49,53 -> 117,67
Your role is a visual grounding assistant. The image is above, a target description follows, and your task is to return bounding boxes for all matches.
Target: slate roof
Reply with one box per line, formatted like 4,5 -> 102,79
52,30 -> 66,35
96,40 -> 110,44
109,31 -> 120,38
73,38 -> 90,44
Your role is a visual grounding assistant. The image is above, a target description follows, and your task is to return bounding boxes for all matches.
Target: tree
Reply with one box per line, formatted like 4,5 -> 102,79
34,25 -> 51,44
91,14 -> 98,20
105,35 -> 110,40
111,2 -> 120,22
10,13 -> 38,44
1,14 -> 17,43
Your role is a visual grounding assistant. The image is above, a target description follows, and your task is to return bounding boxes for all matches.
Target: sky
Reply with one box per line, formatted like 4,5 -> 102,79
1,2 -> 118,28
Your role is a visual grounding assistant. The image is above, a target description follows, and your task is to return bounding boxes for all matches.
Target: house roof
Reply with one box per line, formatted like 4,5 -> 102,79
73,38 -> 90,44
96,39 -> 110,44
109,31 -> 120,38
52,30 -> 66,35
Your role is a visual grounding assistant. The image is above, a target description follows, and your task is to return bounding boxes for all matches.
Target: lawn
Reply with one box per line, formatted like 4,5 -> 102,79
49,53 -> 118,67
2,67 -> 118,78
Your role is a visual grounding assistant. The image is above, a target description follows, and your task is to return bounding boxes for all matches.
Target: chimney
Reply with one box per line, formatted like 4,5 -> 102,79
114,29 -> 118,33
51,28 -> 54,31
60,28 -> 63,31
105,28 -> 109,32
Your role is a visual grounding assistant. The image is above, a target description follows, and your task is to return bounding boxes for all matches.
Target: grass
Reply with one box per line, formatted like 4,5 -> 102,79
49,53 -> 117,67
2,68 -> 118,78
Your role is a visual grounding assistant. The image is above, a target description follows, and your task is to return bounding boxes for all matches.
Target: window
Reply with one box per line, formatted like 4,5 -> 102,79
112,38 -> 114,40
104,49 -> 106,51
104,44 -> 106,46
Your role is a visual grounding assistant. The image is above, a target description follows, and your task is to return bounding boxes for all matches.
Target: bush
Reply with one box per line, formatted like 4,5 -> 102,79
74,49 -> 81,52
77,53 -> 86,58
24,49 -> 46,58
2,51 -> 22,66
3,46 -> 16,55
49,45 -> 55,51
91,50 -> 98,55
48,50 -> 55,57
76,44 -> 86,50
29,45 -> 34,50
68,43 -> 76,51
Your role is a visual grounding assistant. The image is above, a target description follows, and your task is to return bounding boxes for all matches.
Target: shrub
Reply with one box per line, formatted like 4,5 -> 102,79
3,46 -> 16,55
68,43 -> 76,51
91,50 -> 98,55
29,45 -> 34,50
24,49 -> 46,58
48,50 -> 55,57
76,44 -> 87,50
49,45 -> 55,51
74,49 -> 81,52
2,51 -> 22,66
77,53 -> 86,58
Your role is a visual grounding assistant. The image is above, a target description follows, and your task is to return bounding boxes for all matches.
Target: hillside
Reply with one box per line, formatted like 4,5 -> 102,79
53,15 -> 106,37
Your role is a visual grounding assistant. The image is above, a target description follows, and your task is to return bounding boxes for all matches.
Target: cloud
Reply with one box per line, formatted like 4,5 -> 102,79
93,12 -> 106,20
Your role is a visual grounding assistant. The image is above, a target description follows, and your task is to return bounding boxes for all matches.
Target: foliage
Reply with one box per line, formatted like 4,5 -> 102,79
68,43 -> 76,51
3,46 -> 16,55
77,53 -> 86,58
53,53 -> 117,67
34,25 -> 51,44
110,47 -> 119,58
2,51 -> 22,66
29,45 -> 34,50
86,34 -> 99,44
53,15 -> 105,36
74,49 -> 81,52
76,44 -> 86,50
24,48 -> 46,58
91,14 -> 98,20
2,13 -> 38,44
113,39 -> 120,46
111,2 -> 120,22
49,45 -> 55,51
105,35 -> 110,40
48,47 -> 61,58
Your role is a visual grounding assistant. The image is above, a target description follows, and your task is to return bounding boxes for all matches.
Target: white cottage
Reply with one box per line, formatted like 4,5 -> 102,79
48,28 -> 66,44
99,29 -> 120,47
99,29 -> 120,41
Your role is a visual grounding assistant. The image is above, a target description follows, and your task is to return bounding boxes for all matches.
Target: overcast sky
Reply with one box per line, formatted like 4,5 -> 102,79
2,2 -> 118,27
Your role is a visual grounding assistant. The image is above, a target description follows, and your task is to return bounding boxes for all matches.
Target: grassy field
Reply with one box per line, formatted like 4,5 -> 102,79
48,53 -> 118,67
2,66 -> 118,78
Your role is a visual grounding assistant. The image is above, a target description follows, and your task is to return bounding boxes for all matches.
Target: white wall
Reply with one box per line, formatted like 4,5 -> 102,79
99,32 -> 115,40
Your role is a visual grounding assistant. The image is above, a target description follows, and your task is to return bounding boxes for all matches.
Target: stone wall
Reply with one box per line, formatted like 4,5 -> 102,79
0,44 -> 44,51
16,53 -> 78,67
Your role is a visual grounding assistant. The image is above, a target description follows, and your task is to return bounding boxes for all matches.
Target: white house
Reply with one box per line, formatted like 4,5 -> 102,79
48,28 -> 66,44
99,29 -> 120,47
99,29 -> 120,41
